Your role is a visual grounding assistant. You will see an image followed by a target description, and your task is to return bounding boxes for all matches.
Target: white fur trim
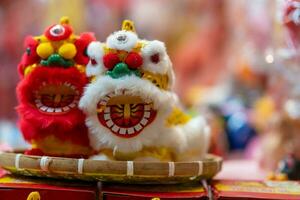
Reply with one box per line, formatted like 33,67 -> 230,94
106,30 -> 138,52
141,40 -> 170,75
175,116 -> 211,161
90,154 -> 112,160
79,75 -> 176,153
167,59 -> 175,90
86,41 -> 105,77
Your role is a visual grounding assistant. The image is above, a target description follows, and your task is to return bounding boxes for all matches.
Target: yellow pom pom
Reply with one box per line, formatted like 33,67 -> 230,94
75,64 -> 86,73
58,43 -> 77,59
37,42 -> 54,59
24,64 -> 37,76
60,16 -> 70,25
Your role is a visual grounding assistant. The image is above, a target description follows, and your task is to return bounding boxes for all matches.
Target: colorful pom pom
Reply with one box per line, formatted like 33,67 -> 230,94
125,52 -> 143,69
103,53 -> 120,69
58,43 -> 77,59
36,42 -> 54,59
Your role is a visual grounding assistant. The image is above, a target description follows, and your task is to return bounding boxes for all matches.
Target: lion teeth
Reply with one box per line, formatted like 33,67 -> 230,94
144,111 -> 150,119
127,127 -> 135,134
35,99 -> 43,108
69,103 -> 76,108
54,108 -> 62,112
134,124 -> 142,131
47,107 -> 54,112
119,128 -> 126,135
40,106 -> 48,111
144,105 -> 151,111
112,125 -> 120,132
99,91 -> 156,136
64,82 -> 71,87
140,118 -> 148,125
104,113 -> 111,120
62,106 -> 70,112
106,120 -> 114,127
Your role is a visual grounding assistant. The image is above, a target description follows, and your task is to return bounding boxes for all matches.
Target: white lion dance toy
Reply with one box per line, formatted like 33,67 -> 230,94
79,20 -> 210,161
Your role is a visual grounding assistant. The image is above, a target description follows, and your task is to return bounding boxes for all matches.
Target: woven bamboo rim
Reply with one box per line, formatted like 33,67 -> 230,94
0,153 -> 222,183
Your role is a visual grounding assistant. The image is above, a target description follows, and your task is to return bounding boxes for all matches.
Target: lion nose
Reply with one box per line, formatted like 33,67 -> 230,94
104,52 -> 143,79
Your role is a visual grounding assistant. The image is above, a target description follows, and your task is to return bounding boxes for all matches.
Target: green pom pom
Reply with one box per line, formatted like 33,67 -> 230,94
40,53 -> 74,67
106,62 -> 142,79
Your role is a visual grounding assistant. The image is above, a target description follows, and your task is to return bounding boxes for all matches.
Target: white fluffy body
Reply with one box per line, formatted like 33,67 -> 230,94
175,116 -> 211,161
86,41 -> 105,77
106,30 -> 138,52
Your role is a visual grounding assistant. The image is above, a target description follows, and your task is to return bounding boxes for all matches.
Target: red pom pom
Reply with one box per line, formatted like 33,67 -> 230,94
125,52 -> 143,69
103,53 -> 120,69
74,32 -> 96,65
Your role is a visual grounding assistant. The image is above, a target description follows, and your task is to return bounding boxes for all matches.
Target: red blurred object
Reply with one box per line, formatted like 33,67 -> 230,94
74,32 -> 96,65
101,183 -> 207,200
283,0 -> 300,49
0,175 -> 97,200
103,53 -> 120,69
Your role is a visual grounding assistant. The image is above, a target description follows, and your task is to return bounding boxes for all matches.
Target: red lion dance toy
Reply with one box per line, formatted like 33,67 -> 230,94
17,17 -> 95,158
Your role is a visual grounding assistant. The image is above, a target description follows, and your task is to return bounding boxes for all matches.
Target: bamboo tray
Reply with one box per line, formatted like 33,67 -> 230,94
0,153 -> 222,184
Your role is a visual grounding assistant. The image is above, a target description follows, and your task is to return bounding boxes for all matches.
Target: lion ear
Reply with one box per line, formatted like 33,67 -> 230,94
86,41 -> 105,77
141,40 -> 166,64
141,40 -> 172,75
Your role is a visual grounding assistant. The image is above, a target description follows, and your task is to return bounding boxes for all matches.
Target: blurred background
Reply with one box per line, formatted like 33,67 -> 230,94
0,0 -> 298,179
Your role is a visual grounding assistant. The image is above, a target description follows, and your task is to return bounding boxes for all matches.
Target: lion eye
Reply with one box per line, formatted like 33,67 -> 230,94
26,47 -> 31,55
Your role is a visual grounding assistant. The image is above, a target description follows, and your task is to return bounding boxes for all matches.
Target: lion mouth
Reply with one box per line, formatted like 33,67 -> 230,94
34,82 -> 79,114
97,90 -> 157,138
